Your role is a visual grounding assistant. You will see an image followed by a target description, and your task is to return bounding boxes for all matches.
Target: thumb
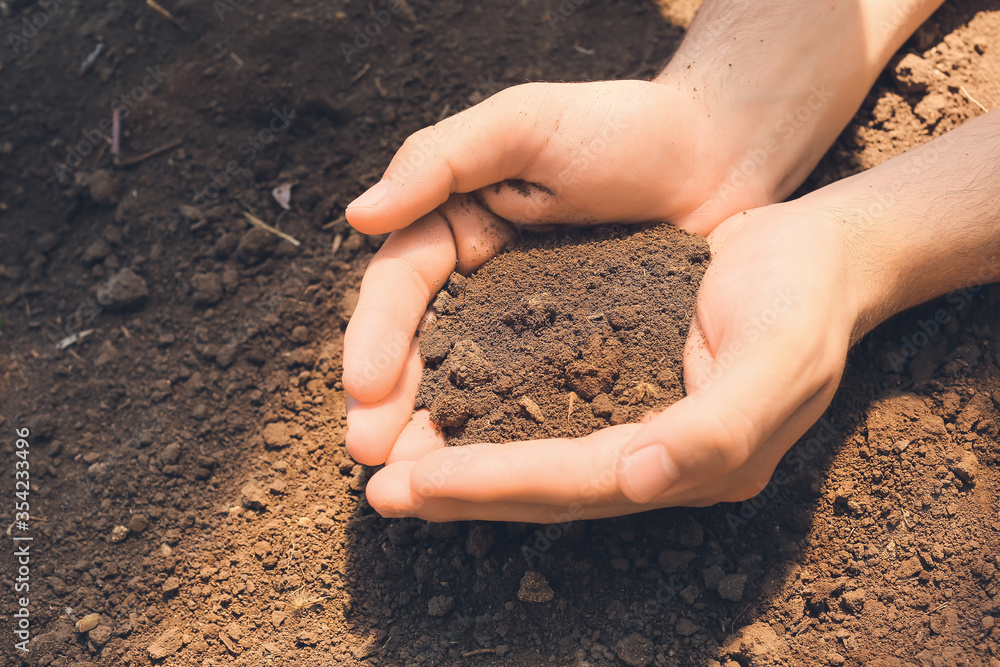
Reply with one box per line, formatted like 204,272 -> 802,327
346,84 -> 547,234
616,295 -> 834,504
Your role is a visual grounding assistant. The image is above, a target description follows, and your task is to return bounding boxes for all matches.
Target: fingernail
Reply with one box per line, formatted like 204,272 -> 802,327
348,180 -> 389,209
621,443 -> 680,503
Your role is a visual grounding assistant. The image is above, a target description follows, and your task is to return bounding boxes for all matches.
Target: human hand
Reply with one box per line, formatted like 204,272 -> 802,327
343,78 -> 792,466
360,201 -> 864,520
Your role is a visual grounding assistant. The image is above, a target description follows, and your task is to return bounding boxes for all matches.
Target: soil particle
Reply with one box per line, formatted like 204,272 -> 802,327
676,617 -> 700,636
615,633 -> 654,667
147,627 -> 184,660
517,571 -> 555,603
717,573 -> 749,602
82,237 -> 113,264
89,624 -> 112,648
96,267 -> 149,311
77,613 -> 101,633
427,595 -> 456,617
190,272 -> 224,306
659,549 -> 697,573
84,169 -> 122,206
235,227 -> 276,265
240,480 -> 269,511
466,523 -> 496,558
894,53 -> 936,94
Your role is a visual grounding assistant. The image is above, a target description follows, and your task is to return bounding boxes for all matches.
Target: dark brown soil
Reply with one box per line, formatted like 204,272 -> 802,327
1,1 -> 999,667
416,225 -> 709,445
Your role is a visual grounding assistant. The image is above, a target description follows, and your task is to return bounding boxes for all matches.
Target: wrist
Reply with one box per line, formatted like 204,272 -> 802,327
804,110 -> 1000,342
658,0 -> 945,234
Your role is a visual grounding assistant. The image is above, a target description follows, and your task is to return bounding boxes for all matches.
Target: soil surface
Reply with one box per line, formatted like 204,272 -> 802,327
416,225 -> 709,446
1,1 -> 999,667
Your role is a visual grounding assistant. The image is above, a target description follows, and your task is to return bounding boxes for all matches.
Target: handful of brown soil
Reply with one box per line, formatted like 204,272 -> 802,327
415,223 -> 710,446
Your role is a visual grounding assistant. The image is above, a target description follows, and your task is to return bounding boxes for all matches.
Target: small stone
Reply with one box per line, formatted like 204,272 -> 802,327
290,325 -> 309,344
270,611 -> 287,627
160,442 -> 181,465
110,525 -> 129,543
427,595 -> 455,617
717,573 -> 748,602
668,513 -> 704,548
236,227 -> 275,264
77,613 -> 101,633
162,576 -> 180,597
148,627 -> 184,660
519,395 -> 545,422
241,481 -> 269,511
610,557 -> 630,572
842,588 -> 866,614
827,651 -> 846,666
675,618 -> 699,637
190,272 -> 224,306
680,585 -> 701,605
591,393 -> 615,418
893,53 -> 934,94
615,633 -> 653,667
445,339 -> 494,388
36,232 -> 61,253
466,523 -> 495,559
952,451 -> 978,485
518,571 -> 555,603
87,169 -> 121,205
703,565 -> 725,590
387,522 -> 416,547
89,624 -> 112,647
262,422 -> 292,449
127,514 -> 149,534
96,268 -> 148,311
658,549 -> 697,573
914,92 -> 949,126
82,238 -> 112,264
897,556 -> 922,579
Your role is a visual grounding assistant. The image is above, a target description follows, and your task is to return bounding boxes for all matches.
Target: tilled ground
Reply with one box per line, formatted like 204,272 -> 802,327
1,1 -> 999,666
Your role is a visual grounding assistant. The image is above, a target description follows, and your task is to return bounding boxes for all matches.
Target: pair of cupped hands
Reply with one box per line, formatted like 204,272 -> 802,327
342,80 -> 869,522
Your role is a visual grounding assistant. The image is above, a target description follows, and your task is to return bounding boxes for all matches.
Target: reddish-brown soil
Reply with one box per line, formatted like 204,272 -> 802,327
1,2 -> 999,667
416,225 -> 709,446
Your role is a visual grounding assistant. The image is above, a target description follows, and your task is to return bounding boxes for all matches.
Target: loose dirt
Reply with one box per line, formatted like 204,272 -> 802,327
416,225 -> 709,446
1,1 -> 999,667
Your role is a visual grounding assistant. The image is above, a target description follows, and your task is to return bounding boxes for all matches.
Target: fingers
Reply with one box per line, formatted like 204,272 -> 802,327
406,425 -> 640,505
346,84 -> 545,235
342,194 -> 516,404
344,339 -> 423,466
385,410 -> 445,465
617,303 -> 837,504
342,214 -> 455,403
366,461 -> 641,522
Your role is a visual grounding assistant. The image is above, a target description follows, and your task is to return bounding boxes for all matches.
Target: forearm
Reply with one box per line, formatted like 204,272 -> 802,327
657,0 -> 945,226
814,109 -> 1000,338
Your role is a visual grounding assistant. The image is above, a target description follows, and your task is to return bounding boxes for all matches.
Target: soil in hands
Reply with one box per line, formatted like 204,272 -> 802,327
416,224 -> 710,446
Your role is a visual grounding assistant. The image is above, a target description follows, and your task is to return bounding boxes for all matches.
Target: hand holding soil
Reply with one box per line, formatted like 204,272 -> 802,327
342,0 -> 1000,523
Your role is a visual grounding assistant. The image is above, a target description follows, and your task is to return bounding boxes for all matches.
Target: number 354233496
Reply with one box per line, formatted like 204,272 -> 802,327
15,428 -> 31,514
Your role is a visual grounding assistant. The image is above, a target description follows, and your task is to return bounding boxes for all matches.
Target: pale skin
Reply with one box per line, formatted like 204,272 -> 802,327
341,0 -> 999,522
